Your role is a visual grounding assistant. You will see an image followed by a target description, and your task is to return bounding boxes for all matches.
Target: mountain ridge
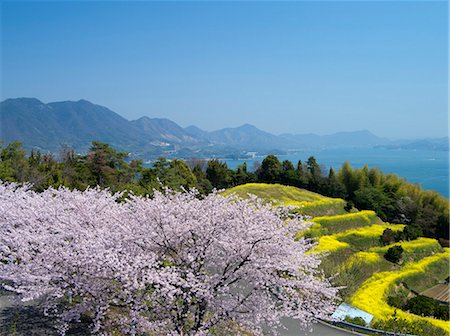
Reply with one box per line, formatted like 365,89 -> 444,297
1,98 -> 446,159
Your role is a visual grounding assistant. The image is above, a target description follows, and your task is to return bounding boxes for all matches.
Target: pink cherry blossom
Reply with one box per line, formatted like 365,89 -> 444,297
0,182 -> 338,335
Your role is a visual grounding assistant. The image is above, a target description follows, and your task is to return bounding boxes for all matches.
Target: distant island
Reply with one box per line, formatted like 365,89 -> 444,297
1,98 -> 448,160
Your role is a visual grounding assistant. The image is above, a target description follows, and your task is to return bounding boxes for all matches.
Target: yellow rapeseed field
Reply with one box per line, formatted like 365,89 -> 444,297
222,183 -> 326,204
313,224 -> 404,253
314,235 -> 350,253
369,237 -> 441,253
222,183 -> 346,217
313,210 -> 378,226
350,249 -> 450,332
344,251 -> 383,267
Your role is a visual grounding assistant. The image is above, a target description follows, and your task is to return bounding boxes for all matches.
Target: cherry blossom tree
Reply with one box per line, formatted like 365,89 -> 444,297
0,182 -> 338,335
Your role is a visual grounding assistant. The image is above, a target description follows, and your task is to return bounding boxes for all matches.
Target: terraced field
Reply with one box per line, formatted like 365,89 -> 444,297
223,183 -> 450,335
222,183 -> 346,217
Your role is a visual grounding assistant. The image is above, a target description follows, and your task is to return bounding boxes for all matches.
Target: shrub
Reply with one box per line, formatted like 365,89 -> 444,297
385,245 -> 404,264
401,225 -> 423,241
435,304 -> 449,320
344,201 -> 354,212
343,315 -> 367,327
387,295 -> 406,309
371,315 -> 448,336
405,295 -> 437,317
405,295 -> 449,320
380,228 -> 397,246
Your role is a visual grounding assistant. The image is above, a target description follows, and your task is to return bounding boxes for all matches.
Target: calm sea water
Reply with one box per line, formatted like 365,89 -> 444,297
222,148 -> 449,198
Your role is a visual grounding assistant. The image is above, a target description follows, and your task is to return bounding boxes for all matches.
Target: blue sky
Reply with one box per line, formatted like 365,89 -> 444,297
1,1 -> 448,139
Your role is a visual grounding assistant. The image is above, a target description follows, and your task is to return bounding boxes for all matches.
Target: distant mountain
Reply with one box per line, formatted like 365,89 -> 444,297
376,137 -> 450,151
279,130 -> 389,149
207,124 -> 285,151
131,117 -> 197,144
0,98 -> 147,152
184,125 -> 209,139
0,98 -> 66,151
1,97 -> 446,159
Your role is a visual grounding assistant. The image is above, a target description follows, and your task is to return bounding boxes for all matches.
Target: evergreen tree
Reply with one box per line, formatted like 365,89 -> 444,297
257,155 -> 282,183
206,159 -> 231,189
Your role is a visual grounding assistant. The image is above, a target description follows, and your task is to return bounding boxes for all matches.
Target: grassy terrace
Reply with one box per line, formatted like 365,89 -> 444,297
222,183 -> 346,217
313,223 -> 405,253
330,237 -> 445,299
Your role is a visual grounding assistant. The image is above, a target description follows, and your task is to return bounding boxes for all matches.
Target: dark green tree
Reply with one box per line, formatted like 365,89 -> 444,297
380,228 -> 397,246
306,156 -> 323,192
280,159 -> 300,186
338,161 -> 359,199
192,163 -> 213,194
0,141 -> 28,181
296,160 -> 310,187
400,225 -> 423,241
234,162 -> 250,185
206,159 -> 231,189
257,155 -> 282,183
354,186 -> 395,221
85,141 -> 128,188
384,245 -> 404,264
405,296 -> 437,318
325,167 -> 346,198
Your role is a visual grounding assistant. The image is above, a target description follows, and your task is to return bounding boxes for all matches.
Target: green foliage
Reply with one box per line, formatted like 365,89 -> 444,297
435,304 -> 450,320
335,162 -> 449,241
381,225 -> 426,252
343,315 -> 367,327
387,293 -> 408,309
380,228 -> 396,246
326,167 -> 346,198
257,154 -> 282,183
343,200 -> 354,212
206,159 -> 232,189
399,225 -> 423,241
384,245 -> 404,264
354,186 -> 395,222
371,313 -> 448,336
86,141 -> 129,188
404,295 -> 449,320
192,163 -> 213,194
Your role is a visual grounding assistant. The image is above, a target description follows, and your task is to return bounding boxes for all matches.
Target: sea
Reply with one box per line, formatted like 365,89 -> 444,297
221,148 -> 449,198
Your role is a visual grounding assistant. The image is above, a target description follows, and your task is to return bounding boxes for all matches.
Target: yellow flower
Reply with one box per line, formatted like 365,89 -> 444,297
350,250 -> 450,332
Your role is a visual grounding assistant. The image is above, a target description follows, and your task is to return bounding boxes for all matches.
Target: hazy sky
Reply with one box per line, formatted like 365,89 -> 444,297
1,1 -> 448,139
